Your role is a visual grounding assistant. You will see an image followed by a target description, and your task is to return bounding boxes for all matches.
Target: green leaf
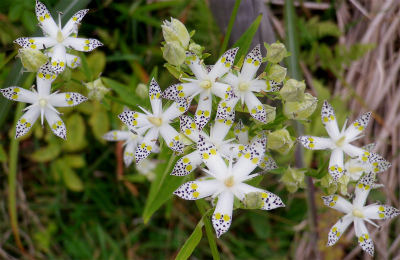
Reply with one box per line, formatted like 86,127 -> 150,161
232,14 -> 262,63
176,219 -> 204,260
148,66 -> 158,82
86,51 -> 106,78
143,149 -> 184,223
53,159 -> 84,192
220,0 -> 242,56
30,143 -> 62,163
9,4 -> 24,21
80,52 -> 93,82
102,77 -> 137,107
63,155 -> 85,168
64,113 -> 87,152
164,64 -> 189,82
0,143 -> 7,162
89,111 -> 110,144
245,175 -> 263,186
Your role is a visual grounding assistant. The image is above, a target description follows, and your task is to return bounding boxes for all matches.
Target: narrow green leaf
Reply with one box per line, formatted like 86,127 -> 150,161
232,14 -> 262,63
220,0 -> 242,56
148,66 -> 158,82
80,52 -> 93,82
176,219 -> 204,260
102,77 -> 138,106
0,143 -> 7,162
245,175 -> 263,186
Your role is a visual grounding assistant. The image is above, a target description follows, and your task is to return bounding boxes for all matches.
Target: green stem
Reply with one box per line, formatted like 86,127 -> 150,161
219,0 -> 242,56
8,102 -> 25,254
195,199 -> 220,260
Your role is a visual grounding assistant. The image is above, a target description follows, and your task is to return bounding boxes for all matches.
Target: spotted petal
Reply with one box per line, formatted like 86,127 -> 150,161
322,195 -> 352,214
161,82 -> 200,100
211,82 -> 237,100
328,148 -> 344,181
118,111 -> 150,129
212,190 -> 234,237
234,120 -> 249,144
297,136 -> 334,150
65,54 -> 81,68
162,97 -> 191,122
210,110 -> 235,143
344,112 -> 371,142
216,97 -> 238,120
148,78 -> 162,117
326,214 -> 354,246
321,101 -> 340,140
15,106 -> 40,138
245,92 -> 267,123
1,87 -> 37,103
50,44 -> 67,74
37,61 -> 56,96
241,44 -> 262,82
102,130 -> 130,141
233,138 -> 266,181
48,92 -> 87,107
259,154 -> 278,171
249,79 -> 280,93
174,180 -> 220,200
363,205 -> 400,220
35,0 -> 58,38
194,91 -> 212,130
197,135 -> 228,179
179,115 -> 200,143
159,124 -> 184,153
123,140 -> 137,167
185,52 -> 207,79
14,37 -> 56,50
208,47 -> 238,79
237,184 -> 285,210
61,9 -> 89,37
353,172 -> 375,208
354,218 -> 374,256
63,37 -> 103,52
171,151 -> 202,176
135,127 -> 159,163
44,108 -> 66,139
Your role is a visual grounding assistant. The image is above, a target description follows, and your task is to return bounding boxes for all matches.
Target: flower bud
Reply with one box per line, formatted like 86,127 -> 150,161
320,174 -> 338,195
188,43 -> 203,56
163,41 -> 186,66
265,42 -> 288,63
267,64 -> 287,83
264,104 -> 276,124
283,93 -> 317,120
58,67 -> 71,81
136,83 -> 148,99
16,48 -> 48,72
280,79 -> 306,102
280,166 -> 307,193
337,175 -> 350,196
242,192 -> 264,209
162,18 -> 190,49
84,78 -> 110,101
267,128 -> 294,155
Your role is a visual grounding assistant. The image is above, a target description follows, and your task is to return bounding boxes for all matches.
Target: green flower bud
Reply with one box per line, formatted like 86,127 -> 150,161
267,64 -> 287,83
280,166 -> 307,193
266,43 -> 288,63
163,41 -> 186,66
283,93 -> 317,120
162,18 -> 190,49
326,183 -> 338,195
136,83 -> 148,99
179,132 -> 193,146
58,67 -> 71,81
320,174 -> 334,188
188,43 -> 203,56
280,79 -> 306,102
264,104 -> 276,124
267,128 -> 294,155
242,192 -> 264,209
337,175 -> 350,196
16,48 -> 48,72
84,78 -> 110,101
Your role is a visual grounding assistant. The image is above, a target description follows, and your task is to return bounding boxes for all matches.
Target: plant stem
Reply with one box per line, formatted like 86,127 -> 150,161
196,199 -> 220,260
219,0 -> 242,56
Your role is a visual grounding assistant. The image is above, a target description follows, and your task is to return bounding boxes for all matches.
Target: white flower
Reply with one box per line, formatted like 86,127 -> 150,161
344,150 -> 391,181
171,111 -> 239,176
162,48 -> 238,130
174,135 -> 285,237
234,120 -> 278,171
217,45 -> 281,123
298,101 -> 371,181
14,0 -> 103,74
0,61 -> 87,139
118,78 -> 189,163
322,172 -> 399,256
136,158 -> 157,181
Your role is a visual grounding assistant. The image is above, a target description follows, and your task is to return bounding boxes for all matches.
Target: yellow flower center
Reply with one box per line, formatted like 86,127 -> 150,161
352,209 -> 365,218
224,176 -> 234,187
199,80 -> 211,89
335,135 -> 346,147
147,117 -> 162,127
56,29 -> 64,43
39,98 -> 47,107
238,82 -> 250,91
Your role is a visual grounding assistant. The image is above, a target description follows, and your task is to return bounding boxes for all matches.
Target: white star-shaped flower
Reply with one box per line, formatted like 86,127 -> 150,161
298,101 -> 371,181
322,172 -> 399,256
118,78 -> 189,163
14,0 -> 103,74
0,61 -> 88,139
174,135 -> 285,237
162,48 -> 238,130
217,45 -> 281,123
171,111 -> 240,176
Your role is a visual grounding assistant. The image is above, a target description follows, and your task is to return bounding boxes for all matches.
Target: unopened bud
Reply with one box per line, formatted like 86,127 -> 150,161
58,67 -> 71,81
16,48 -> 48,72
162,18 -> 190,49
280,79 -> 306,102
267,128 -> 294,155
320,174 -> 338,195
283,93 -> 317,120
136,83 -> 148,99
267,64 -> 287,83
188,43 -> 203,56
265,42 -> 288,63
337,175 -> 349,196
280,166 -> 307,193
264,104 -> 276,124
163,41 -> 186,66
242,192 -> 264,209
84,77 -> 110,101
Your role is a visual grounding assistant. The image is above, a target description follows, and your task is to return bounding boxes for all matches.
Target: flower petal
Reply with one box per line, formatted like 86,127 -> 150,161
326,214 -> 353,246
162,97 -> 191,122
328,148 -> 344,181
65,53 -> 81,68
63,37 -> 103,52
363,205 -> 400,220
148,78 -> 162,117
50,44 -> 67,74
297,136 -> 334,150
44,107 -> 66,139
244,92 -> 267,123
232,138 -> 266,181
210,110 -> 235,143
61,9 -> 89,37
321,100 -> 340,140
234,120 -> 249,144
344,112 -> 371,142
341,143 -> 365,158
185,52 -> 207,79
48,92 -> 87,107
322,195 -> 352,214
179,115 -> 200,143
211,82 -> 237,100
354,218 -> 374,256
194,91 -> 212,130
236,184 -> 285,210
0,86 -> 37,104
212,190 -> 234,237
161,82 -> 200,100
241,44 -> 262,82
249,79 -> 280,93
197,135 -> 228,180
35,0 -> 58,38
37,61 -> 56,96
259,154 -> 278,171
102,130 -> 131,141
159,124 -> 184,153
14,37 -> 56,50
353,172 -> 375,208
174,180 -> 221,200
123,140 -> 137,167
209,47 -> 238,79
220,72 -> 239,87
118,111 -> 150,129
216,96 -> 239,120
15,106 -> 40,138
171,151 -> 202,176
135,127 -> 159,163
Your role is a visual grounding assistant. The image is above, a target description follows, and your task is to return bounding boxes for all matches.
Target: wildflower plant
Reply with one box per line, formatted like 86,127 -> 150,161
1,1 -> 399,259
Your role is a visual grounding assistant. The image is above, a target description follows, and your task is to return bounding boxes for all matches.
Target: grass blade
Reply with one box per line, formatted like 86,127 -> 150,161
219,0 -> 242,56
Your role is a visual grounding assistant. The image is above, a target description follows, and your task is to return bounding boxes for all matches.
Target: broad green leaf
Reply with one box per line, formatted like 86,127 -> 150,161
249,211 -> 271,239
53,159 -> 84,192
64,113 -> 87,152
80,52 -> 93,82
176,219 -> 204,260
232,14 -> 262,64
89,111 -> 109,144
86,51 -> 106,78
30,143 -> 62,163
63,155 -> 85,169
